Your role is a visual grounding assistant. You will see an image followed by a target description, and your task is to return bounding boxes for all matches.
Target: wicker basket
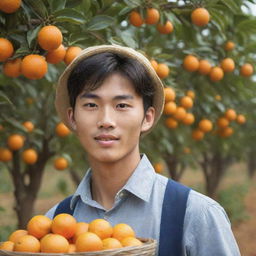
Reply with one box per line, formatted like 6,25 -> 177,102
0,238 -> 157,256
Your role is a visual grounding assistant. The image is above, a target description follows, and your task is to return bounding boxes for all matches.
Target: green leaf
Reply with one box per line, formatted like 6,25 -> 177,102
120,31 -> 138,48
119,6 -> 133,16
27,25 -> 42,48
236,19 -> 256,34
66,0 -> 83,8
81,0 -> 91,14
23,0 -> 48,18
53,9 -> 86,25
48,0 -> 66,12
0,92 -> 14,106
13,46 -> 30,58
219,0 -> 241,13
123,0 -> 141,8
87,15 -> 115,31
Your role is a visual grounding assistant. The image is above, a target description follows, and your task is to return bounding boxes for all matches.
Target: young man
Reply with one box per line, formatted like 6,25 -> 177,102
46,45 -> 240,255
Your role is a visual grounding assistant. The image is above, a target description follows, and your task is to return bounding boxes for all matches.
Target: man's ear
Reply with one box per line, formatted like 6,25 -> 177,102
67,107 -> 77,131
141,107 -> 155,133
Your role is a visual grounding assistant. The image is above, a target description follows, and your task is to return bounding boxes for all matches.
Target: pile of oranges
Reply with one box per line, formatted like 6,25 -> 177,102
0,213 -> 143,253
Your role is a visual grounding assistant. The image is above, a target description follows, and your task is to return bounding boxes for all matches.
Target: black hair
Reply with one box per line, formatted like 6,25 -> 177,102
67,52 -> 155,113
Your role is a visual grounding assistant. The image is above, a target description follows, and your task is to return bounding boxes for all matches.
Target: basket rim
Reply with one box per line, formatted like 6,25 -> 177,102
0,238 -> 157,255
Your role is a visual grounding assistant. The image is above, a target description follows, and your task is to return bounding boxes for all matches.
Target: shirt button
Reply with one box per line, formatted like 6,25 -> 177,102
119,191 -> 125,198
103,215 -> 108,220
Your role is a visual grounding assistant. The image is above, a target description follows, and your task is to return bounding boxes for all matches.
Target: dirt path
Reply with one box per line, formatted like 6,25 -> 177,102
233,184 -> 256,256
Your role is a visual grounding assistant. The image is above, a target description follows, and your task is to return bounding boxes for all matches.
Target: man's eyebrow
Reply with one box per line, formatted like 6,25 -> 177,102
79,93 -> 99,99
113,95 -> 134,100
79,93 -> 134,100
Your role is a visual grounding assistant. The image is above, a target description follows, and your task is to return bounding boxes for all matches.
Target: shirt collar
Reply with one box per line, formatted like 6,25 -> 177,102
70,154 -> 156,208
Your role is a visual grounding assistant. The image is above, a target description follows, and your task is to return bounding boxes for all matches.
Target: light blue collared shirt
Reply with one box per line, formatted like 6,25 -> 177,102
46,154 -> 240,256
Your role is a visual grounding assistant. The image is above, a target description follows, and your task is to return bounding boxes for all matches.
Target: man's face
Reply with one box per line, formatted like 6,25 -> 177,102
67,73 -> 155,164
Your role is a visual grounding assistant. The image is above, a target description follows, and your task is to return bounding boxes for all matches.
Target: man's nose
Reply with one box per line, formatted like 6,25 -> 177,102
97,107 -> 116,129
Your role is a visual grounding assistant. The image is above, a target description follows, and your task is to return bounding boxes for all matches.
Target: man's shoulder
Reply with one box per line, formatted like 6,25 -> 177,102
186,189 -> 229,223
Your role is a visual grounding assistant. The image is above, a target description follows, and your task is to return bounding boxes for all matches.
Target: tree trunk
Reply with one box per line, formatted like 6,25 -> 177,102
199,151 -> 231,199
247,150 -> 256,178
9,138 -> 54,228
164,154 -> 186,181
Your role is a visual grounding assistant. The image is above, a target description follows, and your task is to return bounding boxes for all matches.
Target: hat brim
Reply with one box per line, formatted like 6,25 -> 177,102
55,44 -> 164,135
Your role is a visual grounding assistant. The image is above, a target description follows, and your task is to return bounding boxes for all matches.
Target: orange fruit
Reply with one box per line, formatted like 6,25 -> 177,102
89,219 -> 113,240
73,222 -> 89,243
192,129 -> 204,141
163,101 -> 177,115
7,134 -> 24,151
173,107 -> 186,121
0,241 -> 14,251
164,87 -> 176,102
191,8 -> 210,26
182,113 -> 195,125
224,41 -> 235,51
0,148 -> 13,162
22,121 -> 34,132
157,21 -> 173,34
40,233 -> 69,253
180,96 -> 193,109
76,232 -> 103,252
52,213 -> 77,239
198,59 -> 211,75
217,117 -> 229,128
55,122 -> 71,137
225,109 -> 237,121
121,236 -> 142,247
209,67 -> 224,82
183,147 -> 191,154
145,8 -> 160,25
14,235 -> 40,253
54,157 -> 69,170
236,114 -> 246,124
215,94 -> 221,101
0,0 -> 21,13
150,59 -> 158,72
220,58 -> 235,72
156,63 -> 169,79
0,38 -> 14,62
165,117 -> 178,129
64,46 -> 82,65
68,244 -> 76,253
219,127 -> 233,138
3,58 -> 22,78
8,230 -> 28,243
112,223 -> 135,241
153,162 -> 164,173
27,215 -> 52,239
183,55 -> 199,72
240,63 -> 253,77
186,90 -> 195,99
21,54 -> 48,80
46,44 -> 66,64
37,25 -> 63,51
102,238 -> 122,250
198,119 -> 213,133
129,11 -> 143,27
22,149 -> 38,165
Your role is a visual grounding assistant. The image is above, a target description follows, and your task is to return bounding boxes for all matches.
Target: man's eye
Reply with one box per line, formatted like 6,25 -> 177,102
84,103 -> 97,108
117,103 -> 129,109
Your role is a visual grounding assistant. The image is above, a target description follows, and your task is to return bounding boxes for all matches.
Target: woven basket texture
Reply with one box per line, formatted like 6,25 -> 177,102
0,238 -> 156,256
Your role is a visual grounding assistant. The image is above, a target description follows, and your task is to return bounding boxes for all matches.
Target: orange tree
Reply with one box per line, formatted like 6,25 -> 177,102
0,0 -> 256,227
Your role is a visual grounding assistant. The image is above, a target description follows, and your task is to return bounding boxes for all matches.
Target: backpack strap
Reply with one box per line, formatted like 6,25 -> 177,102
53,195 -> 74,217
159,179 -> 191,256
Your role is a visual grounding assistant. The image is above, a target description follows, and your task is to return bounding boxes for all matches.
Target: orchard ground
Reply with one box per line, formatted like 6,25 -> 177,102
0,162 -> 256,256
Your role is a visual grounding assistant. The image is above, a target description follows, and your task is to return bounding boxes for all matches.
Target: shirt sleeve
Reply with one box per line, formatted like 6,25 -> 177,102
183,190 -> 241,256
44,204 -> 58,219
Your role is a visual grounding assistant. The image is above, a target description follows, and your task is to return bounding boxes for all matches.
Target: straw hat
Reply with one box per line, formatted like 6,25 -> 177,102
55,44 -> 165,135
